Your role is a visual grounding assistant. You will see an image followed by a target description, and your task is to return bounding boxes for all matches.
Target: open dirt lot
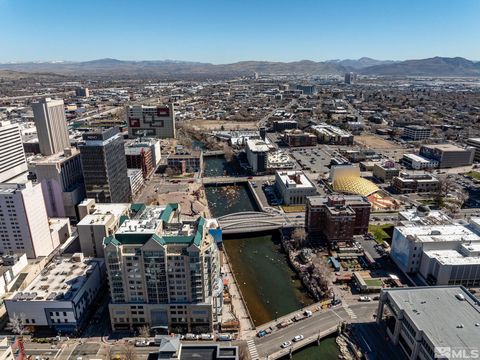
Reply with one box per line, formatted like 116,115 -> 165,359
188,119 -> 258,131
354,135 -> 401,150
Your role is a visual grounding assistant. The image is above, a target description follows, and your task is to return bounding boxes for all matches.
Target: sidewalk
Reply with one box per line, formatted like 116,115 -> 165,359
222,253 -> 256,339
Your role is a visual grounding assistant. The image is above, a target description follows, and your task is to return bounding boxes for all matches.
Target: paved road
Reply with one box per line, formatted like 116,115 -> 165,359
254,302 -> 377,358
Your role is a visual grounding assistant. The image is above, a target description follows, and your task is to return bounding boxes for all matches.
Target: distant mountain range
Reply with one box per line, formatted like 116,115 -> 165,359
1,57 -> 479,78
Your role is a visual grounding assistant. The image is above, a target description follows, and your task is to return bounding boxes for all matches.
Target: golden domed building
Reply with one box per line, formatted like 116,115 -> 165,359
330,165 -> 380,197
332,175 -> 379,196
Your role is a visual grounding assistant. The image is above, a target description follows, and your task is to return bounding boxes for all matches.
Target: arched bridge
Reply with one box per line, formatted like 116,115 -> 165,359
217,211 -> 291,234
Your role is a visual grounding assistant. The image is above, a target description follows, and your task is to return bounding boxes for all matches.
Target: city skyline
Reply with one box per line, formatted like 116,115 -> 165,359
0,0 -> 479,63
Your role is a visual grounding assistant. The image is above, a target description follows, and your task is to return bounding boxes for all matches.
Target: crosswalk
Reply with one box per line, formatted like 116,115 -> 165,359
343,304 -> 357,319
247,338 -> 259,360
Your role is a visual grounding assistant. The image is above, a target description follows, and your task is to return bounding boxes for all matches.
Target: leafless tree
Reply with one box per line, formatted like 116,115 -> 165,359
138,324 -> 150,340
291,228 -> 307,249
121,343 -> 137,360
7,313 -> 28,335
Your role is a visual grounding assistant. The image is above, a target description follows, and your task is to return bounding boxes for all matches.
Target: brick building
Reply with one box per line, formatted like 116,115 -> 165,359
306,195 -> 371,246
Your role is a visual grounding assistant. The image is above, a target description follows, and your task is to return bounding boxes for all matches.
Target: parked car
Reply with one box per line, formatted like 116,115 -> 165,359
257,330 -> 267,338
185,333 -> 198,340
135,340 -> 148,347
304,310 -> 313,317
359,296 -> 372,302
281,341 -> 292,348
293,335 -> 304,342
217,334 -> 233,341
200,333 -> 214,341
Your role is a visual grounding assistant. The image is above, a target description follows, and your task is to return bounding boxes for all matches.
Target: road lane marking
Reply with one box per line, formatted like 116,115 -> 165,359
247,338 -> 259,360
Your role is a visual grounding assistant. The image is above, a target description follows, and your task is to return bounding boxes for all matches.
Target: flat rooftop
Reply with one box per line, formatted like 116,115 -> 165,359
30,148 -> 79,164
422,143 -> 469,152
276,170 -> 314,188
403,153 -> 433,163
8,254 -> 102,302
397,224 -> 479,243
424,248 -> 480,265
77,202 -> 129,226
384,286 -> 480,351
246,139 -> 270,152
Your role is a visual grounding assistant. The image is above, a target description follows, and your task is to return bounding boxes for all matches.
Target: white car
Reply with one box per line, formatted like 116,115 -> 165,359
135,340 -> 148,347
293,335 -> 304,342
359,296 -> 372,302
281,341 -> 292,348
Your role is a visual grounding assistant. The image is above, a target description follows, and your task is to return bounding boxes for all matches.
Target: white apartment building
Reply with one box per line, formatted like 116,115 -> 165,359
0,181 -> 58,258
402,153 -> 438,170
127,104 -> 176,138
32,98 -> 70,156
29,148 -> 85,220
4,253 -> 105,333
0,121 -> 28,183
77,199 -> 130,258
275,170 -> 316,205
104,203 -> 222,333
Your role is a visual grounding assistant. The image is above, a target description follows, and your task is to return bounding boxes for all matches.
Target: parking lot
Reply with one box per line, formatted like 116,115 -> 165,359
289,147 -> 331,175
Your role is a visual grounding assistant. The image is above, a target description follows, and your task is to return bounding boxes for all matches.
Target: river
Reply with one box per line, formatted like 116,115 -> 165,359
204,180 -> 340,359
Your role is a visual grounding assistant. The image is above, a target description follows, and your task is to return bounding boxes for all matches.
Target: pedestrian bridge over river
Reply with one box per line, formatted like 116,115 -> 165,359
217,211 -> 291,234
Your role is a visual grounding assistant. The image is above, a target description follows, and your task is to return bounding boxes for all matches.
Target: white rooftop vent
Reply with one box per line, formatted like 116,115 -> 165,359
456,293 -> 466,301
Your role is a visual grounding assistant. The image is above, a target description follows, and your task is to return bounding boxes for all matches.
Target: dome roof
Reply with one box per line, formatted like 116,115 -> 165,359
332,176 -> 379,196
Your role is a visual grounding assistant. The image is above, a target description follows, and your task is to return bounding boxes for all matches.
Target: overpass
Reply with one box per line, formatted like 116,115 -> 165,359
217,211 -> 291,234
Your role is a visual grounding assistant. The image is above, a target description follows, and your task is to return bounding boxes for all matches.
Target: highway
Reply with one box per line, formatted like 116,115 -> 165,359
253,302 -> 377,358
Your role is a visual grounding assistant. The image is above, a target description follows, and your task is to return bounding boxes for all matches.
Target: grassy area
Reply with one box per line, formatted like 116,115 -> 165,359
465,171 -> 480,180
368,224 -> 394,244
281,205 -> 306,213
364,278 -> 383,287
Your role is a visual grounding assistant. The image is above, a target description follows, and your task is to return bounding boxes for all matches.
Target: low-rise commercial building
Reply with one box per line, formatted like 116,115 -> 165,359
274,170 -> 316,205
311,124 -> 354,145
167,148 -> 203,174
403,125 -> 432,141
402,154 -> 438,170
4,253 -> 105,333
419,144 -> 475,168
376,286 -> 480,360
282,129 -> 317,147
392,173 -> 440,194
306,195 -> 371,246
466,137 -> 480,162
273,120 -> 297,132
372,162 -> 400,183
104,204 -> 222,333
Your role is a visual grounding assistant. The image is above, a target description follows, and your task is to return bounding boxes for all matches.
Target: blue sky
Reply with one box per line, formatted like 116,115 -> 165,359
0,0 -> 479,63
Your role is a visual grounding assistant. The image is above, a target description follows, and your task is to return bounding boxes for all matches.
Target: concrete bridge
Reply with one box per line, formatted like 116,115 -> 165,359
202,176 -> 249,186
203,150 -> 226,157
217,211 -> 291,234
249,302 -> 378,360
